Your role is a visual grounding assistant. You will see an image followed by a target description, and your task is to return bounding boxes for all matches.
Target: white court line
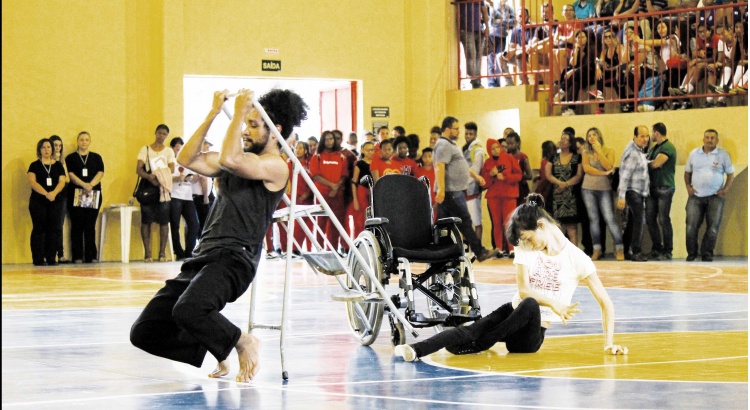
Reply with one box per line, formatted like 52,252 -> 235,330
422,353 -> 749,385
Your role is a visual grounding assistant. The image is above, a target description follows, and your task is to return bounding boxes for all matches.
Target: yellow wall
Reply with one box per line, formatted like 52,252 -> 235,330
2,0 -> 746,263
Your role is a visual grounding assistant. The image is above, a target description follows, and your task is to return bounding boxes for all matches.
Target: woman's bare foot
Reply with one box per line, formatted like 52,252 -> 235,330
208,360 -> 230,378
235,332 -> 261,382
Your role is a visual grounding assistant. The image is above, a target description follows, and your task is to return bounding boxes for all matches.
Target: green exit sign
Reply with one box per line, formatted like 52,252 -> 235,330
262,60 -> 281,71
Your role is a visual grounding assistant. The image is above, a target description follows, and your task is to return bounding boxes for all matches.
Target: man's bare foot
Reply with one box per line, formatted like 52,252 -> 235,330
235,332 -> 261,382
208,360 -> 230,378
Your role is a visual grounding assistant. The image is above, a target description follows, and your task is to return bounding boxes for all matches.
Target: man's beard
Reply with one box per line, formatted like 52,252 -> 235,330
243,138 -> 268,154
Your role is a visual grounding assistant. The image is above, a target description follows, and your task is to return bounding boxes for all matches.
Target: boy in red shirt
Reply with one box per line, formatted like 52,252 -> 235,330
415,147 -> 437,220
371,139 -> 394,182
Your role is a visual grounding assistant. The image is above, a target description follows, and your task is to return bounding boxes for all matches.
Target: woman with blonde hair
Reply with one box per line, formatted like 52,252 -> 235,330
580,128 -> 624,260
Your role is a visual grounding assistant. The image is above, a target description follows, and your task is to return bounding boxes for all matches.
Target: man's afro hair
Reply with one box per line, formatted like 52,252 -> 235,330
258,89 -> 309,140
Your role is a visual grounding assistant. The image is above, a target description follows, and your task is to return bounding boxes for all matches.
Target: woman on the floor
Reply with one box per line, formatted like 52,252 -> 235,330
394,193 -> 628,362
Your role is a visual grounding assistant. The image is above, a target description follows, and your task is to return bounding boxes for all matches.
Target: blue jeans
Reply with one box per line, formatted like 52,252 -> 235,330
645,186 -> 675,254
170,198 -> 200,259
685,195 -> 725,257
581,189 -> 623,248
438,191 -> 485,255
624,191 -> 646,255
460,30 -> 483,87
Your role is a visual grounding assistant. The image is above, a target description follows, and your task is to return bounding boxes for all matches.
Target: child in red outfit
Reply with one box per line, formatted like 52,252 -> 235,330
481,139 -> 523,255
309,131 -> 349,252
415,147 -> 437,221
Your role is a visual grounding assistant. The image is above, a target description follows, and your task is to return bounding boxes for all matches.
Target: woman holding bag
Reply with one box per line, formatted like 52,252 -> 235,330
135,124 -> 175,262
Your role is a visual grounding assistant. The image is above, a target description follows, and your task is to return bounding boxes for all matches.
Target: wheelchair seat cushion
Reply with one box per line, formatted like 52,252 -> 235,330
392,242 -> 464,263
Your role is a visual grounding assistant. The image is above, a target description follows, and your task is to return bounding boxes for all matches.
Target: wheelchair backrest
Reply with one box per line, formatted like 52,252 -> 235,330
372,174 -> 432,250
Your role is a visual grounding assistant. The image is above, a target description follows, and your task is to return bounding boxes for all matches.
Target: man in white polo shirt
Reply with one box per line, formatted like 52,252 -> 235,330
683,129 -> 734,262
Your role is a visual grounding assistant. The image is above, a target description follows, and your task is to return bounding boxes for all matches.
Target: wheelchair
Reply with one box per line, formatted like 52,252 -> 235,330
345,174 -> 482,346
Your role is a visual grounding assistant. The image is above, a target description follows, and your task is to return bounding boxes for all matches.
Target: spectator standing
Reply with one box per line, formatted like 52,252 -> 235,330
415,147 -> 438,215
407,134 -> 421,161
574,136 -> 595,256
370,139 -> 396,182
463,122 -> 486,244
459,0 -> 490,88
429,126 -> 442,148
192,140 -> 215,233
505,132 -> 533,206
545,131 -> 584,244
435,116 -> 496,261
288,141 -> 314,256
489,0 -> 516,87
349,141 -> 374,239
169,137 -> 200,260
481,138 -> 523,257
645,123 -> 676,260
27,138 -> 66,266
684,129 -> 734,262
49,135 -> 69,264
534,140 -> 557,215
390,136 -> 418,176
65,131 -> 105,263
581,128 -> 624,261
616,126 -> 650,262
307,136 -> 318,157
310,130 -> 349,255
136,124 -> 175,262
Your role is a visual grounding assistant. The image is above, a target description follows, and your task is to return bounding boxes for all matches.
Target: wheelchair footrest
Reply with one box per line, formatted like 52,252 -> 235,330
302,252 -> 347,276
331,290 -> 383,302
408,312 -> 445,325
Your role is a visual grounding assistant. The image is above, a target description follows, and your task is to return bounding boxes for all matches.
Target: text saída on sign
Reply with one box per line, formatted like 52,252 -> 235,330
262,60 -> 282,72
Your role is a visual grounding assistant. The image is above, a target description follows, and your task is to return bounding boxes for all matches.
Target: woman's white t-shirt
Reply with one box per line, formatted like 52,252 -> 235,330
171,162 -> 194,201
512,242 -> 596,323
137,145 -> 175,173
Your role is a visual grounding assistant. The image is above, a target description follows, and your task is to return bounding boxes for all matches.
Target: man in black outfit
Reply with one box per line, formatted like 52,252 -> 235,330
130,89 -> 308,382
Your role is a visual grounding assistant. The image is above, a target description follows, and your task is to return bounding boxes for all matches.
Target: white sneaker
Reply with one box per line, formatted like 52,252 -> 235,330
394,344 -> 417,362
266,251 -> 279,260
561,108 -> 576,116
637,104 -> 655,112
588,89 -> 604,100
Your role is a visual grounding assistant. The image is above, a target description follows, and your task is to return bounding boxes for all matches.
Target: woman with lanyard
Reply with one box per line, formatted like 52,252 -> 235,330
65,131 -> 105,263
27,138 -> 67,266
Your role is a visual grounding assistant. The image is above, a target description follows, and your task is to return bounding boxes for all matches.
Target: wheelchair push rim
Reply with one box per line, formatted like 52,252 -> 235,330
345,230 -> 385,346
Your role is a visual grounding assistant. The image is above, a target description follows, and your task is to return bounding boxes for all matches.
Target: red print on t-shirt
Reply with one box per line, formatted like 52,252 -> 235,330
529,256 -> 561,292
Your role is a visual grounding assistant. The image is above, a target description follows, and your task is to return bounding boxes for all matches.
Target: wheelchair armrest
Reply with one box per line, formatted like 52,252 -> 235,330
435,217 -> 461,226
365,217 -> 389,227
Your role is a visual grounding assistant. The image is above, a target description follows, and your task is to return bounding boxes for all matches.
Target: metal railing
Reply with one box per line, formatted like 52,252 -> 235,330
454,0 -> 748,115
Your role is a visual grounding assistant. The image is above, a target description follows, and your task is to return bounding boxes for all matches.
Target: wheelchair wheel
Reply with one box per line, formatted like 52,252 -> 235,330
345,231 -> 385,346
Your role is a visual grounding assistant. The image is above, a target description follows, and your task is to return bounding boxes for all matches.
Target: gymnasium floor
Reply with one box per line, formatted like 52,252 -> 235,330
2,256 -> 747,409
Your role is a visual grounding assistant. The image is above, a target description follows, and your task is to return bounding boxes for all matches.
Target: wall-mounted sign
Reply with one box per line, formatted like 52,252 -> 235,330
262,60 -> 281,71
371,106 -> 389,118
264,48 -> 279,54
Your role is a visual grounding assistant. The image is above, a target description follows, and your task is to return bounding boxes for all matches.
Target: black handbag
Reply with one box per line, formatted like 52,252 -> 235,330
133,147 -> 160,205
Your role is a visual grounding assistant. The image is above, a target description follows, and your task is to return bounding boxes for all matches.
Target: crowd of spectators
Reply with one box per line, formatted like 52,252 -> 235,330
456,0 -> 748,114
